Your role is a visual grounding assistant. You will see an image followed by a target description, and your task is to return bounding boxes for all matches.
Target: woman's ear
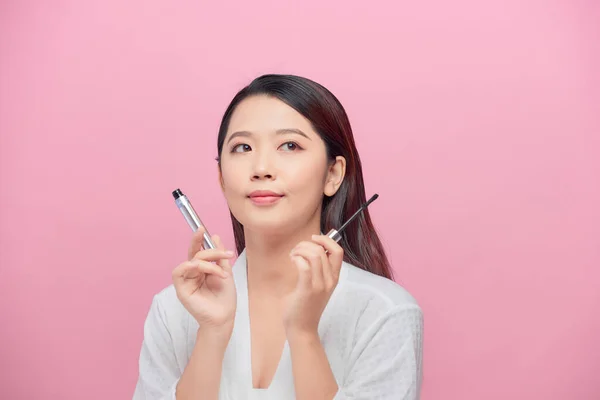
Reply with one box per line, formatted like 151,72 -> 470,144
324,156 -> 346,197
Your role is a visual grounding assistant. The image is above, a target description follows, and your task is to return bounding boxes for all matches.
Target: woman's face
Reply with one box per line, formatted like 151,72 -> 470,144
219,95 -> 345,236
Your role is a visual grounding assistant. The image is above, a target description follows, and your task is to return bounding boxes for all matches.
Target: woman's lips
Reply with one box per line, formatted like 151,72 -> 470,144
248,191 -> 284,206
249,195 -> 283,205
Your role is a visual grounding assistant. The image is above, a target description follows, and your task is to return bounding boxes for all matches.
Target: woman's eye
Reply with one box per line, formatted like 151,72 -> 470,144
280,142 -> 300,151
232,144 -> 251,153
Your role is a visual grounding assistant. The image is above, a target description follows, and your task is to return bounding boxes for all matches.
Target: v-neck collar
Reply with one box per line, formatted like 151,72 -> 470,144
230,250 -> 294,397
226,249 -> 348,399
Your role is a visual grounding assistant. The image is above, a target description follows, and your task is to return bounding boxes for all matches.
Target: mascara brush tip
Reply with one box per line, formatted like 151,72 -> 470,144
366,193 -> 379,205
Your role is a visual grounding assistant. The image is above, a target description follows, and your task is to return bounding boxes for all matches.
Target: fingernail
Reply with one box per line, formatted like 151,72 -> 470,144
225,250 -> 234,256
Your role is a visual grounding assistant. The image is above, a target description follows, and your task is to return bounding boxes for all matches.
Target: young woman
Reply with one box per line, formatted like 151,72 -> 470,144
133,74 -> 423,400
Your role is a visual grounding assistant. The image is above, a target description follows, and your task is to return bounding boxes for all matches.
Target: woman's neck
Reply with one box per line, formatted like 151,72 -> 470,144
244,222 -> 321,298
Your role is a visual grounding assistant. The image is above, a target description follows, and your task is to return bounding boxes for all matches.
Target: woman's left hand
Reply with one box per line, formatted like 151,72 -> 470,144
283,234 -> 344,337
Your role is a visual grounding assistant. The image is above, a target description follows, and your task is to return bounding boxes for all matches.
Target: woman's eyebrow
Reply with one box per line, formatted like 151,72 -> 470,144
227,128 -> 311,144
275,128 -> 311,140
227,131 -> 251,144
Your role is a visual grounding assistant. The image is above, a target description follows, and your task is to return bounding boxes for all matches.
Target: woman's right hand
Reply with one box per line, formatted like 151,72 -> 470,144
172,227 -> 237,332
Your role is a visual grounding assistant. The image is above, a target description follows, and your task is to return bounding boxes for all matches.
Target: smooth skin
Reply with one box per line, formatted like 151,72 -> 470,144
173,94 -> 346,400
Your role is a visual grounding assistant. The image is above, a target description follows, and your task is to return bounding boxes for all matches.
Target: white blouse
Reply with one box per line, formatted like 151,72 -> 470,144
133,250 -> 423,399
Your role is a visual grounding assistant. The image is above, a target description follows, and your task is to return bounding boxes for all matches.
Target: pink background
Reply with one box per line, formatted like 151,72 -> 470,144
1,1 -> 599,399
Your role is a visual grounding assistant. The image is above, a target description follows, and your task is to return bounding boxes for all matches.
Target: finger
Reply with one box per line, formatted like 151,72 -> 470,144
211,235 -> 234,274
172,261 -> 200,284
174,259 -> 229,282
191,247 -> 235,262
292,242 -> 326,292
291,255 -> 311,291
172,261 -> 206,289
318,246 -> 334,288
308,236 -> 337,286
300,240 -> 334,288
188,226 -> 207,261
311,234 -> 343,280
173,260 -> 226,282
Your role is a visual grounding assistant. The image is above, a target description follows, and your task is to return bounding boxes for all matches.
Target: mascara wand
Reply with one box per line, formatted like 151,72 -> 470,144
326,194 -> 379,242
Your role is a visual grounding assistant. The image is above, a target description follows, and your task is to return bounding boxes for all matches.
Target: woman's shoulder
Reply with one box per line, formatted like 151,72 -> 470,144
324,262 -> 422,348
336,261 -> 421,314
147,284 -> 190,328
153,283 -> 179,305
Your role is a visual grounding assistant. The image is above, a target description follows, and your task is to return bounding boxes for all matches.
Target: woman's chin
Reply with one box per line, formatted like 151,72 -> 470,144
242,218 -> 296,237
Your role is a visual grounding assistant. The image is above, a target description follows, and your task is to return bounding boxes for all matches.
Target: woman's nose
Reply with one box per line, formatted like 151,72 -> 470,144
251,152 -> 275,180
252,171 -> 273,180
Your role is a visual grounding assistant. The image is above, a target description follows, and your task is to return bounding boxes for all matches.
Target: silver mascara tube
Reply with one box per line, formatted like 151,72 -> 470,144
172,188 -> 216,250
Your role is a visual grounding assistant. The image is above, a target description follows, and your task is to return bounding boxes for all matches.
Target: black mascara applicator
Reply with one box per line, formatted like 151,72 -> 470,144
326,194 -> 379,242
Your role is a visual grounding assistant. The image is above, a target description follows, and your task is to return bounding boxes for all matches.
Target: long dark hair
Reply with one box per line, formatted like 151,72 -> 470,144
216,74 -> 393,280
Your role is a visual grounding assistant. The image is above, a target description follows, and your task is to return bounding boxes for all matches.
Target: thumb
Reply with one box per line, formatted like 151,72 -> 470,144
212,235 -> 233,273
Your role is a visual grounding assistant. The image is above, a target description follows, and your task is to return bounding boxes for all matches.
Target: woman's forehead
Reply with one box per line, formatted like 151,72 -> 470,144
227,95 -> 316,137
